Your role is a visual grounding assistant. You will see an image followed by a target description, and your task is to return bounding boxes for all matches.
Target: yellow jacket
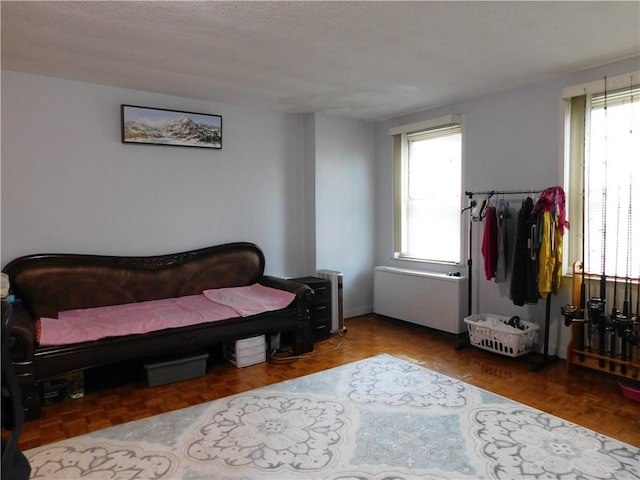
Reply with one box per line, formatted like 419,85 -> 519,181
538,211 -> 563,298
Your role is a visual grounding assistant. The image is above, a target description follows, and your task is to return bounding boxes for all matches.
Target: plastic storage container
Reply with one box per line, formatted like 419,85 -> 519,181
144,353 -> 209,387
224,335 -> 266,367
618,382 -> 640,402
464,314 -> 539,357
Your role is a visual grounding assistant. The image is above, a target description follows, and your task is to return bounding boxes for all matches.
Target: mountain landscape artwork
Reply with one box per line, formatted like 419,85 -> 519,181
121,105 -> 222,149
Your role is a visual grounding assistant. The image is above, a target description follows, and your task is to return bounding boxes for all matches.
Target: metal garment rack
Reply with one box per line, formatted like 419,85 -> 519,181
458,188 -> 558,372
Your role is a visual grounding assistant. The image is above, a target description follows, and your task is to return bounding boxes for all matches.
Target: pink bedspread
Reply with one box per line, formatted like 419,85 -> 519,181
202,283 -> 296,317
37,284 -> 296,346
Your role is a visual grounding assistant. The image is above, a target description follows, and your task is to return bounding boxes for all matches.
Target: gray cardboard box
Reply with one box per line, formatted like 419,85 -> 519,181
144,353 -> 209,387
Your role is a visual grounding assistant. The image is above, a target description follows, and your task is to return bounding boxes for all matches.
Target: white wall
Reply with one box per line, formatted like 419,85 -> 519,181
3,56 -> 637,333
314,114 -> 376,317
301,113 -> 318,276
1,71 -> 379,317
374,56 -> 640,357
1,71 -> 308,277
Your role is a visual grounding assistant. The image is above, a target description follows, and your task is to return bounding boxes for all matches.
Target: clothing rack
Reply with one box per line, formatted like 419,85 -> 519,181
464,189 -> 543,197
458,188 -> 558,372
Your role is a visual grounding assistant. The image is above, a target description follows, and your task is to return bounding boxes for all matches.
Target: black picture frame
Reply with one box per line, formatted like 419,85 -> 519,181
121,105 -> 222,149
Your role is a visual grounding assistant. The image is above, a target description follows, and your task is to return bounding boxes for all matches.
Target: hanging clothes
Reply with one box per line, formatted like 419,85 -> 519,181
537,212 -> 560,297
495,199 -> 511,283
510,197 -> 534,306
525,208 -> 540,304
481,205 -> 498,280
533,186 -> 569,298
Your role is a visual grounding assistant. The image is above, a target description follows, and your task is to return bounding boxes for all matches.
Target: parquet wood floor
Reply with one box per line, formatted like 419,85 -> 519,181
12,314 -> 640,451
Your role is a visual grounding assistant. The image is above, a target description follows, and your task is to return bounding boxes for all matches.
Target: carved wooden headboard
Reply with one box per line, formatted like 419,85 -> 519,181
3,242 -> 265,318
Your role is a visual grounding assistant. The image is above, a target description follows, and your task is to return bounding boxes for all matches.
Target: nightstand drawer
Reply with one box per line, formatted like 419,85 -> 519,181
310,283 -> 331,303
311,302 -> 330,318
293,276 -> 331,303
311,322 -> 331,341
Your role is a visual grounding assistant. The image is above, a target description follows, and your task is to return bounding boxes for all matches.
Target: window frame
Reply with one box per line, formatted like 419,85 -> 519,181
390,114 -> 465,265
561,71 -> 640,279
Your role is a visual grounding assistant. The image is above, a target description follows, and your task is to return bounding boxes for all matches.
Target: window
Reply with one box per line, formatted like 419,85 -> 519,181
564,74 -> 639,281
390,115 -> 463,263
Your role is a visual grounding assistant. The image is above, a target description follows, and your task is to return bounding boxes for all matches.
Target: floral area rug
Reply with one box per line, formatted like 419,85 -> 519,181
25,354 -> 639,479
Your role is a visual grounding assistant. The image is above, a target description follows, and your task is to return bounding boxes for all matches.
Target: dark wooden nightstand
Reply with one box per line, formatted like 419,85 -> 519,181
292,276 -> 332,341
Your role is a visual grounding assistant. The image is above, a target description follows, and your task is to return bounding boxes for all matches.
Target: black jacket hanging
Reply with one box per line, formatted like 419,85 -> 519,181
510,197 -> 534,306
525,208 -> 540,304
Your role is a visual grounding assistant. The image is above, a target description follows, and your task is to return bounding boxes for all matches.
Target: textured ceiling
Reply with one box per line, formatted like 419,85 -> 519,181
2,1 -> 639,121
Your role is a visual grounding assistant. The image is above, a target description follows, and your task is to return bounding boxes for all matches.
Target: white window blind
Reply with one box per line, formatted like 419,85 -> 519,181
585,86 -> 639,278
397,122 -> 462,263
565,79 -> 639,280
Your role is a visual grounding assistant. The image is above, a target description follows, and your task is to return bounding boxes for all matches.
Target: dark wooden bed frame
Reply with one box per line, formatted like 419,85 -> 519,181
2,242 -> 313,419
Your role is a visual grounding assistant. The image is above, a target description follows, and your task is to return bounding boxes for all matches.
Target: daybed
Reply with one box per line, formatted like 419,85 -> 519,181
2,242 -> 314,419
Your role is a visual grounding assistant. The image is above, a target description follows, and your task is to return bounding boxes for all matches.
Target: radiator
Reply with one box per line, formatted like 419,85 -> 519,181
316,269 -> 344,333
373,266 -> 468,334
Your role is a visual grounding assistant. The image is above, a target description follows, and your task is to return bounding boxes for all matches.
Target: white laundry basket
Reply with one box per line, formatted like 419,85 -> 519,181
464,314 -> 539,357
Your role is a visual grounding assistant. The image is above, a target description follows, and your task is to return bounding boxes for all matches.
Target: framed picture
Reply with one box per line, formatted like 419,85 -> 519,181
121,105 -> 222,149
